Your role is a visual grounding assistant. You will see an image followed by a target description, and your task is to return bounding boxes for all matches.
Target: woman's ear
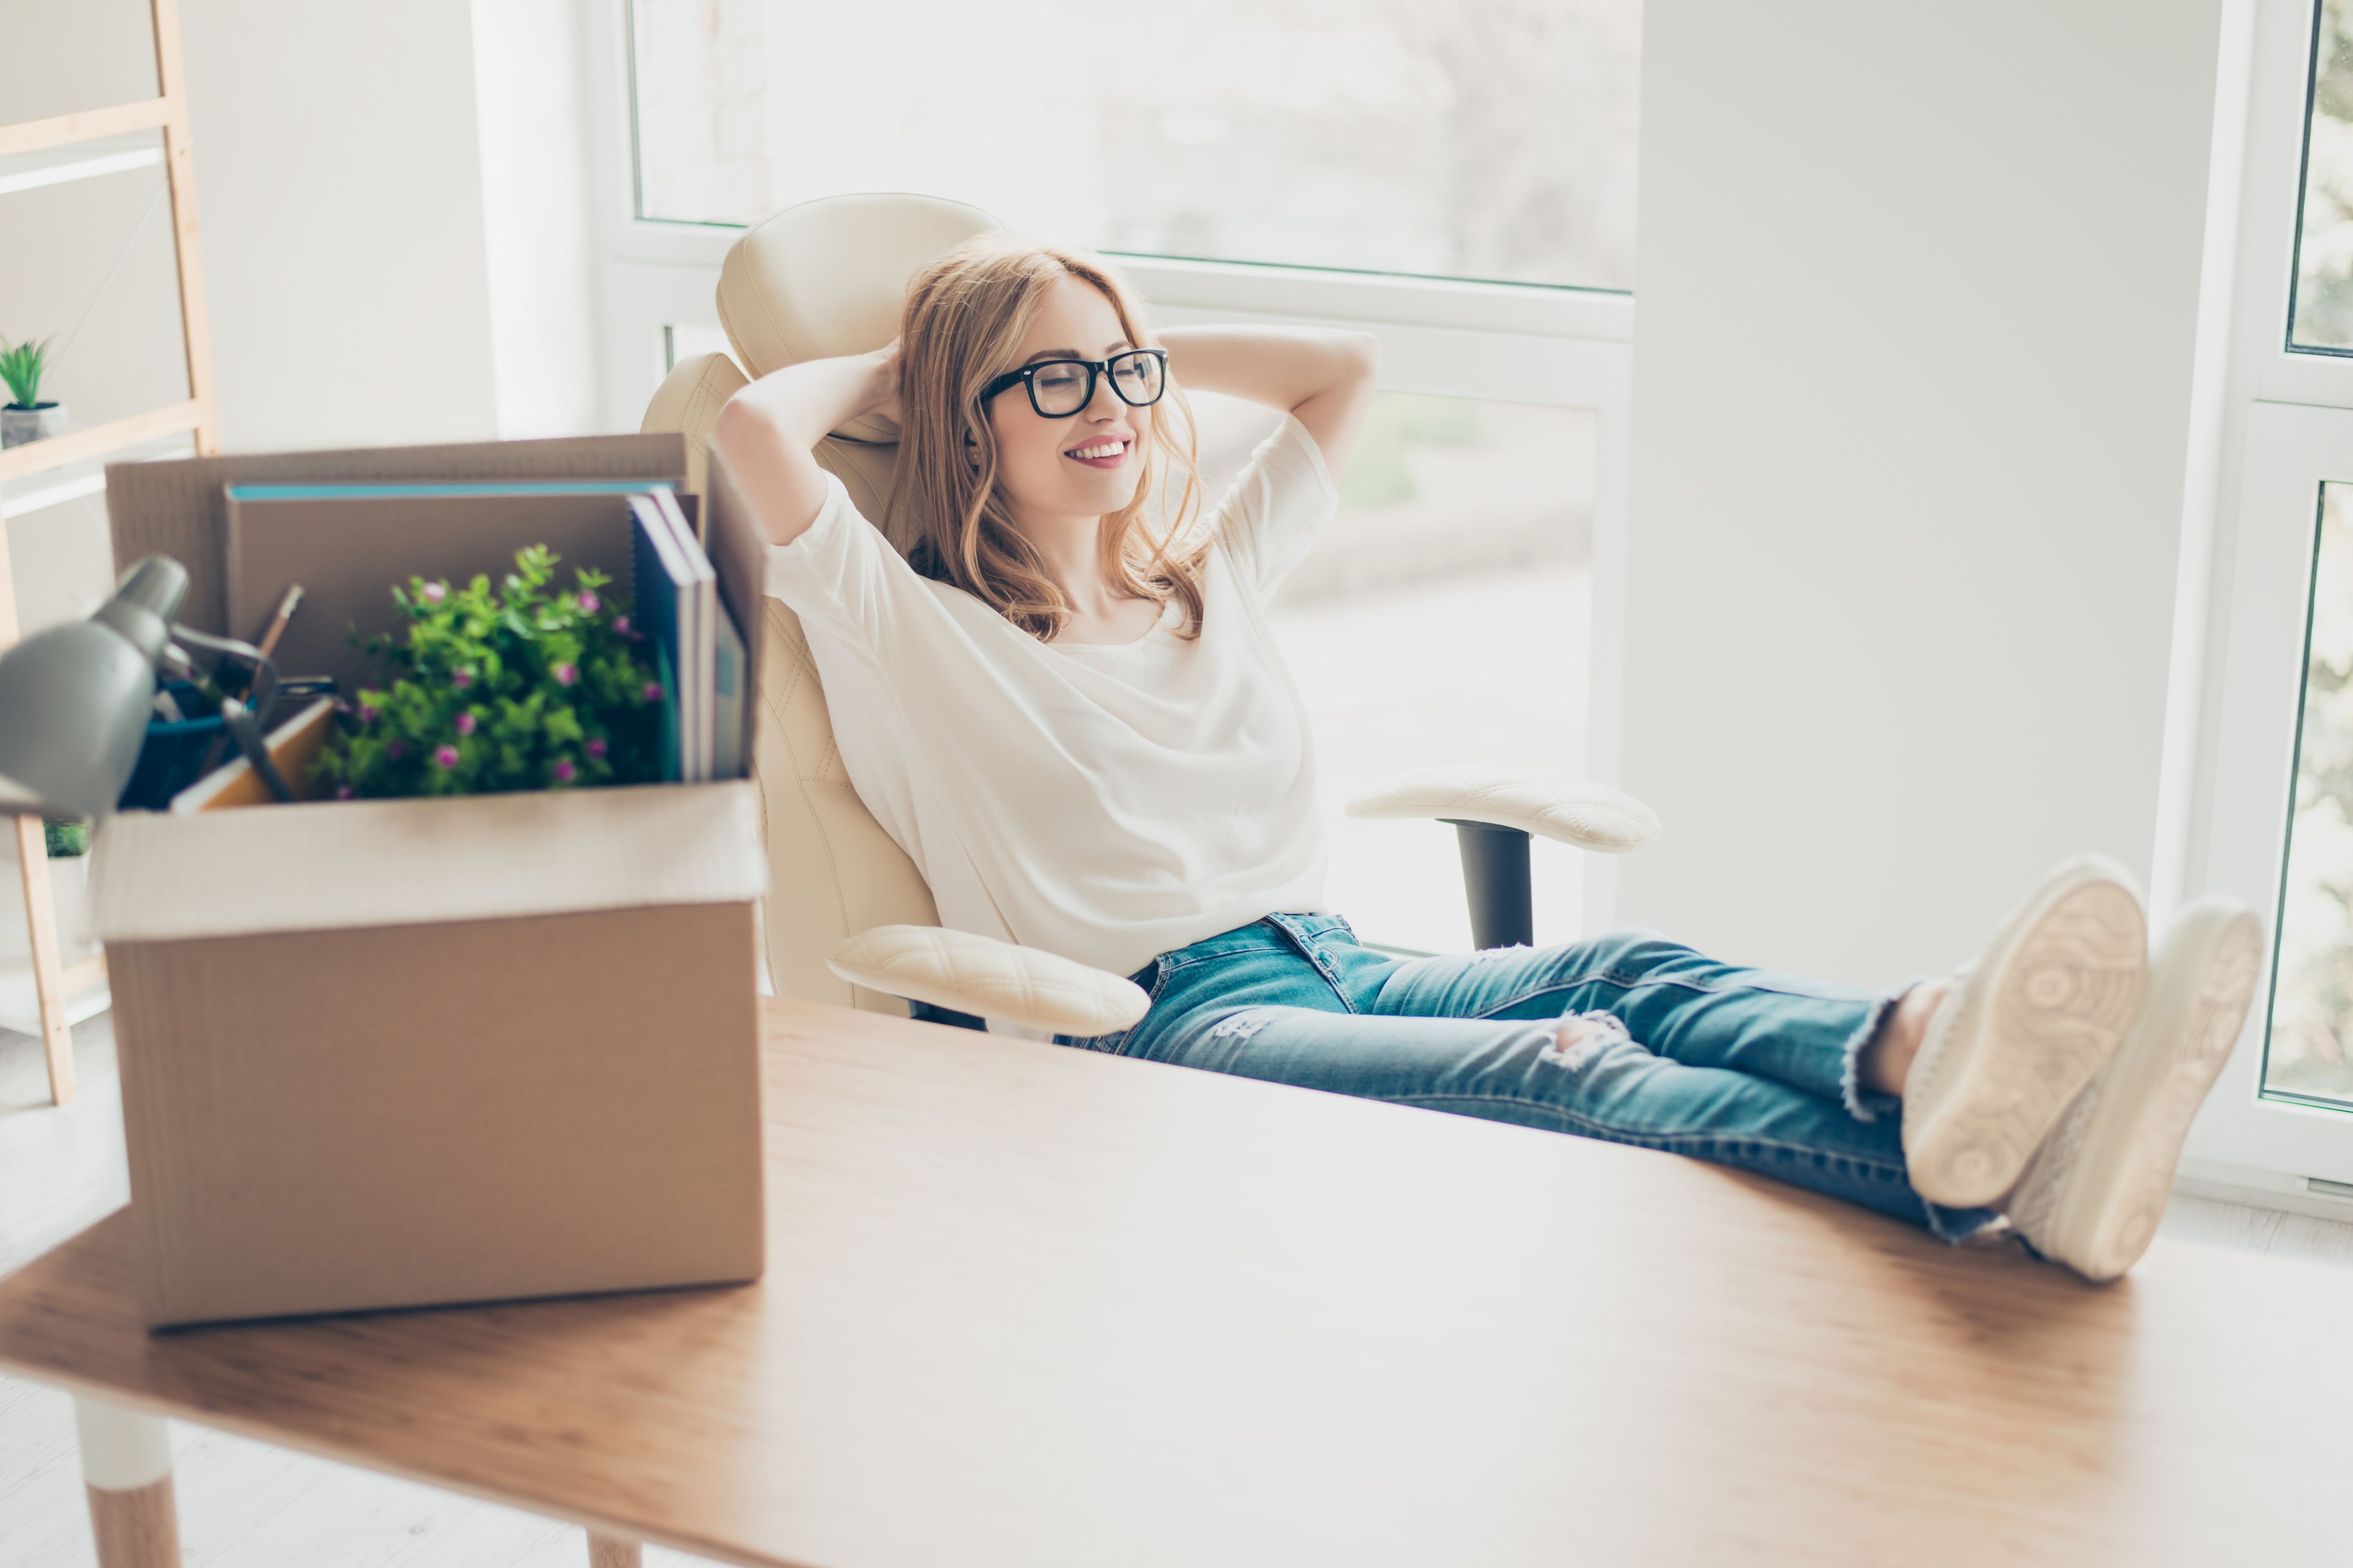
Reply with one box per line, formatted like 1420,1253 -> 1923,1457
965,428 -> 981,467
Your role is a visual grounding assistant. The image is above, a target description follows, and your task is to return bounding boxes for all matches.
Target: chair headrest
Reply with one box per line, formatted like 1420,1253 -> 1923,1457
718,193 -> 1006,443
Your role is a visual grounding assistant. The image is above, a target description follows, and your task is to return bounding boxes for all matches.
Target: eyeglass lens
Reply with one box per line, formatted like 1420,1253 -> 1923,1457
1032,352 -> 1163,415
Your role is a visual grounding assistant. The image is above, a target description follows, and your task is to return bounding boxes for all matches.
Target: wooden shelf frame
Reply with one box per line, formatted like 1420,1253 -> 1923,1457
0,400 -> 205,486
0,98 -> 172,161
1,0 -> 218,1105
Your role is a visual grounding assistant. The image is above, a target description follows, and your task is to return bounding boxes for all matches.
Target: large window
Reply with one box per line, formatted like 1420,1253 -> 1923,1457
2271,482 -> 2353,1105
591,0 -> 1640,952
2292,0 -> 2353,348
626,0 -> 1640,292
2183,0 -> 2353,1200
1198,392 -> 1598,953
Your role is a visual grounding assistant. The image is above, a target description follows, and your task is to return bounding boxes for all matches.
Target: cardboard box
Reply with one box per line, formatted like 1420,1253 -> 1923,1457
91,434 -> 777,1327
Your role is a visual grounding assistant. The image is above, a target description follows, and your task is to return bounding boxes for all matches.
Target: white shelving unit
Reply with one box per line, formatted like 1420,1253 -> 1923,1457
0,0 -> 217,1105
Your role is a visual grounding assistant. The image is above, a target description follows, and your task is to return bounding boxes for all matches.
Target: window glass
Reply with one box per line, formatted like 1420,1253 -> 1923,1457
2293,0 -> 2353,350
1178,391 -> 1594,953
2268,479 -> 2353,1106
629,0 -> 1641,292
661,322 -> 735,379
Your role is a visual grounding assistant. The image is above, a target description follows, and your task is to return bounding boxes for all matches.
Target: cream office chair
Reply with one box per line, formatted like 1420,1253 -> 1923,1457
646,192 -> 1663,1036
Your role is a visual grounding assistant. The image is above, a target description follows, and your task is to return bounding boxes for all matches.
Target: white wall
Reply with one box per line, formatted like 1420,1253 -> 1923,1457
3,1 -> 512,633
12,0 -> 597,451
0,0 -> 182,430
180,0 -> 500,451
1618,1 -> 2235,983
470,0 -> 605,440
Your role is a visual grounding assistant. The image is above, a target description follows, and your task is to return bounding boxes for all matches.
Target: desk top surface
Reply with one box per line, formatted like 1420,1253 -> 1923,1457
1,997 -> 2348,1568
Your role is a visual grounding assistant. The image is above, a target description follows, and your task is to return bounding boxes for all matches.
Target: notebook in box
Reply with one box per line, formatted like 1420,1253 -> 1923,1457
223,481 -> 679,705
713,599 -> 747,781
631,502 -> 692,782
651,487 -> 719,782
629,491 -> 714,781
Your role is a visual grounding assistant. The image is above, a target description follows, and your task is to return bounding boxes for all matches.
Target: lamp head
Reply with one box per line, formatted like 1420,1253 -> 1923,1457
0,556 -> 188,821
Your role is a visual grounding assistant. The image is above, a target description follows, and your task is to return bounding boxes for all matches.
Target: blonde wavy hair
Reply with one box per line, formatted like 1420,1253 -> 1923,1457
883,237 -> 1209,642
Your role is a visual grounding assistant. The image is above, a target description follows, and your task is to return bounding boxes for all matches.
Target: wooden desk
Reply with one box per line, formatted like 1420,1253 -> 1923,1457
1,997 -> 2349,1567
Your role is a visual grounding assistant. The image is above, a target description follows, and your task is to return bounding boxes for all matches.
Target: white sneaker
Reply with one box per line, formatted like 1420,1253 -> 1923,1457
1902,856 -> 2148,1209
2007,898 -> 2265,1282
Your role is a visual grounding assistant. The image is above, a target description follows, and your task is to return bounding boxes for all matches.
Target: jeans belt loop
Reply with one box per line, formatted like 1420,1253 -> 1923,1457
1264,912 -> 1350,996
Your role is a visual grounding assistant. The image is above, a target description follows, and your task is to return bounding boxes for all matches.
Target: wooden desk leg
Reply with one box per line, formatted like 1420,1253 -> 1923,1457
587,1531 -> 643,1567
73,1396 -> 181,1568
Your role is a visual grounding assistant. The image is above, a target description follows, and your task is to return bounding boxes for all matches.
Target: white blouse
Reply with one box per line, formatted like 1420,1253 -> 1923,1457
763,409 -> 1341,982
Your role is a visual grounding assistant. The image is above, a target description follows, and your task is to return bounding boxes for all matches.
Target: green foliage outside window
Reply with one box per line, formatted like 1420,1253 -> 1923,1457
2295,0 -> 2353,348
2273,487 -> 2353,1103
1337,392 -> 1485,512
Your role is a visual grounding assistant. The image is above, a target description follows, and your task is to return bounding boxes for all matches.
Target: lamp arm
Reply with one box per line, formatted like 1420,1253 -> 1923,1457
164,624 -> 280,704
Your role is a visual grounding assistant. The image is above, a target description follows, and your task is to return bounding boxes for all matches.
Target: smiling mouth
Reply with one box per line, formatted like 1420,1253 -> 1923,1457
1064,437 -> 1131,466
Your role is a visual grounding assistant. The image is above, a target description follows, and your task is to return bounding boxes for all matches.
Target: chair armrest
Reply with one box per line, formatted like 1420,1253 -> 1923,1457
1344,767 -> 1662,852
827,925 -> 1151,1035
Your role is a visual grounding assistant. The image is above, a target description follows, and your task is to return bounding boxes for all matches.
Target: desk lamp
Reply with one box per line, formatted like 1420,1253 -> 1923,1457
0,555 -> 292,819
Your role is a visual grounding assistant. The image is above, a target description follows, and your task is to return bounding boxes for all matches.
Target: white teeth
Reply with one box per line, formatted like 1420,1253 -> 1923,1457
1067,439 -> 1127,460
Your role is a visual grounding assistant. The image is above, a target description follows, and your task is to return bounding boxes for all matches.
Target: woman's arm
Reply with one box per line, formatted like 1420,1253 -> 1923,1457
1157,325 -> 1381,478
711,340 -> 903,547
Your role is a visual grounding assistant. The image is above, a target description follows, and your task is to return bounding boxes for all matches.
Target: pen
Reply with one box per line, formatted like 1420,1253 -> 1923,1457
244,584 -> 303,724
195,585 -> 304,777
252,584 -> 302,667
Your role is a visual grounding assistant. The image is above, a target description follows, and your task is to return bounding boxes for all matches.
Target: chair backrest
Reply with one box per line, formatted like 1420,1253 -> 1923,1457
642,193 -> 1005,1014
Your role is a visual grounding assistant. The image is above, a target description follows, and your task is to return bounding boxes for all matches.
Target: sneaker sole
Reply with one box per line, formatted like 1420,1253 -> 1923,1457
1904,866 -> 2147,1209
2050,904 -> 2264,1282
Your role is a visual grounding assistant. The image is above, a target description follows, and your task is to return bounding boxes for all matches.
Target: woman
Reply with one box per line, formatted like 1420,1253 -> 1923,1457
713,235 -> 2263,1282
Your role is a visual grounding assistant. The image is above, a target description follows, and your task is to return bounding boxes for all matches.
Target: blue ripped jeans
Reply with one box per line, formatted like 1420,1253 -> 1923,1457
1057,913 -> 2000,1242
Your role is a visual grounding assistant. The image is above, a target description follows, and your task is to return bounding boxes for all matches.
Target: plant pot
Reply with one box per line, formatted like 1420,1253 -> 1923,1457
0,832 -> 97,962
1,401 -> 66,449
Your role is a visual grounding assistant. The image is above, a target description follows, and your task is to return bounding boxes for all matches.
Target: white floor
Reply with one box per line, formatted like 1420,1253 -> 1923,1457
2,1009 -> 2349,1567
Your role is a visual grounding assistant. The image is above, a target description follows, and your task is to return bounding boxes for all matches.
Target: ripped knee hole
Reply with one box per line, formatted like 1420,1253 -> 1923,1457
1539,1012 -> 1634,1071
1204,1010 -> 1274,1043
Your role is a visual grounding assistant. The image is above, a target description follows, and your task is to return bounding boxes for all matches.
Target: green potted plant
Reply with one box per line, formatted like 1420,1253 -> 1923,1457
315,542 -> 669,801
0,335 -> 65,449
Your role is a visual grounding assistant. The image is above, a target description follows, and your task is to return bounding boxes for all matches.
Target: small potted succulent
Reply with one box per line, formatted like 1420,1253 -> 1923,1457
0,335 -> 65,449
315,542 -> 669,801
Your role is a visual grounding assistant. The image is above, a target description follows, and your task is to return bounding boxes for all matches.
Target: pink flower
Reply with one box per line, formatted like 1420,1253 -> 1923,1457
335,784 -> 354,800
586,737 -> 608,759
553,662 -> 579,687
358,701 -> 377,723
552,759 -> 577,783
641,681 -> 664,703
434,744 -> 459,768
451,667 -> 474,691
613,615 -> 631,635
456,712 -> 478,736
385,737 -> 405,759
421,581 -> 447,605
577,590 -> 600,614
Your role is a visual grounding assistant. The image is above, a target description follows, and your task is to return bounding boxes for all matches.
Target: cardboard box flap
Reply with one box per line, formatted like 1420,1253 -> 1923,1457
93,779 -> 765,943
107,433 -> 690,636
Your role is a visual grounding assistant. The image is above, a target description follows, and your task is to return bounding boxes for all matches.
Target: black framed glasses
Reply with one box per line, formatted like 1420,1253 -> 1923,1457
980,348 -> 1167,418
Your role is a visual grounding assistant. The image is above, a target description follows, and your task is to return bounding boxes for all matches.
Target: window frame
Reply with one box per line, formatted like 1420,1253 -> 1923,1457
580,0 -> 1641,937
2178,0 -> 2353,1208
2191,400 -> 2353,1189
